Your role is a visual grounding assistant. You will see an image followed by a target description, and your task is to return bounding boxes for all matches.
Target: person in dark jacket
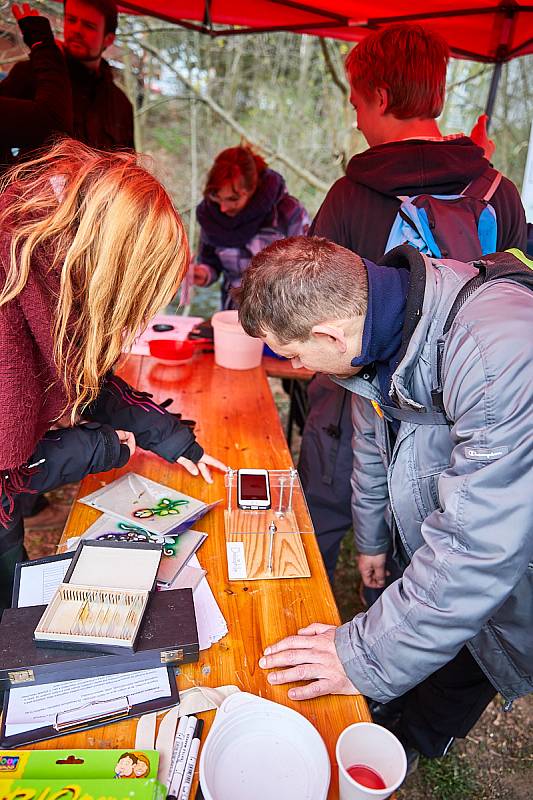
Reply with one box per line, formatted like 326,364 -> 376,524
0,0 -> 133,169
0,139 -> 225,611
194,145 -> 309,310
0,5 -> 72,154
298,24 -> 527,590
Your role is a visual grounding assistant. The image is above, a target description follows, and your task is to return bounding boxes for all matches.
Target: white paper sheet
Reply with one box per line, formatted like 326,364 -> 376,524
16,558 -> 72,607
189,555 -> 228,650
4,667 -> 171,736
164,565 -> 206,591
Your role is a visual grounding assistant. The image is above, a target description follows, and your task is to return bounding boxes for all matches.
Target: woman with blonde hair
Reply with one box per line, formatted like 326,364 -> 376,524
0,139 -> 224,609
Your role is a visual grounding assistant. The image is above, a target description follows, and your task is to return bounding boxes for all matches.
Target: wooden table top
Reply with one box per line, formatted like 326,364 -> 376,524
28,352 -> 369,799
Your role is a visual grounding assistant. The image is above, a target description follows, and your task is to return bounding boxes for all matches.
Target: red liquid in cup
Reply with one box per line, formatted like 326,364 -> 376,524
347,764 -> 387,790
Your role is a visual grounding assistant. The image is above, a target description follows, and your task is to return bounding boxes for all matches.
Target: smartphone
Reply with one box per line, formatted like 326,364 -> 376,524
237,469 -> 271,510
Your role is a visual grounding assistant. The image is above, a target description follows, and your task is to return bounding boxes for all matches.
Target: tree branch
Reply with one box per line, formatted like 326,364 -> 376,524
319,38 -> 348,97
447,66 -> 490,93
131,37 -> 330,193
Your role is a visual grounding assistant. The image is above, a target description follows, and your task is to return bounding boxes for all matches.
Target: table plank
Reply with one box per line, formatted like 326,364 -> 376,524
263,355 -> 314,381
28,353 -> 370,799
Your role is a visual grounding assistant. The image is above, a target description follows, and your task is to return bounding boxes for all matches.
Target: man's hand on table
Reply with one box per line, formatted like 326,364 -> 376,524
259,622 -> 360,700
177,452 -> 228,484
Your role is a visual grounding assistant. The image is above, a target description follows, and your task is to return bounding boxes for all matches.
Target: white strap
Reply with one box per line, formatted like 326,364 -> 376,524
135,707 -> 157,750
135,684 -> 240,782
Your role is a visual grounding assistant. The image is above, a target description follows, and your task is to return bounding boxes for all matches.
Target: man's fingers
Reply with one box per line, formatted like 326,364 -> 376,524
298,622 -> 335,636
12,3 -> 38,18
259,647 -> 330,671
288,679 -> 337,701
262,634 -> 322,657
365,575 -> 384,588
266,661 -> 335,685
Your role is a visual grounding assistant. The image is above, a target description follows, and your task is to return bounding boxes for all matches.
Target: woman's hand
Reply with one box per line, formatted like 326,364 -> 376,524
193,264 -> 212,287
177,452 -> 227,484
115,429 -> 136,458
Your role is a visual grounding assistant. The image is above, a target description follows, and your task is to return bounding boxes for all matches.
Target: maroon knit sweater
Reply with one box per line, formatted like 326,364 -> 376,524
0,213 -> 68,519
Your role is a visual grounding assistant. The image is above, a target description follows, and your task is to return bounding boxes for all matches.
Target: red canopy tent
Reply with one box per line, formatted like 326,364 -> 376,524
118,1 -> 533,63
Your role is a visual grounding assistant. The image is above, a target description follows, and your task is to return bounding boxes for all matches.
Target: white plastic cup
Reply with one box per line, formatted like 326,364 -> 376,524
212,310 -> 264,370
336,722 -> 407,800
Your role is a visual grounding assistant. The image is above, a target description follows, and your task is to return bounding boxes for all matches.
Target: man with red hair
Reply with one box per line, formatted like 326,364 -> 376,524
299,24 -> 526,595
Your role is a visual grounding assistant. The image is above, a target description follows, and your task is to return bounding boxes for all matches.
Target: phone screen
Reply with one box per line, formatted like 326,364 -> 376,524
240,473 -> 268,501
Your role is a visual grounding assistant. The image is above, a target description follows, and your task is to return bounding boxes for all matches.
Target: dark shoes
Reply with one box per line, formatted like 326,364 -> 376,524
367,698 -> 403,729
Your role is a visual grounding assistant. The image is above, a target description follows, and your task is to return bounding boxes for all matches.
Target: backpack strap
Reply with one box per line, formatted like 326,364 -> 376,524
379,402 -> 449,426
432,250 -> 533,413
461,167 -> 502,202
380,244 -> 428,363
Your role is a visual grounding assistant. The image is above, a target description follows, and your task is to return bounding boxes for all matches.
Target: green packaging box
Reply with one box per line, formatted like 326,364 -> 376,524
0,750 -> 165,800
0,778 -> 166,800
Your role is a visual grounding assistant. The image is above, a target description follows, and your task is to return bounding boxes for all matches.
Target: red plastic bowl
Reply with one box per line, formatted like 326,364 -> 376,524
148,339 -> 195,364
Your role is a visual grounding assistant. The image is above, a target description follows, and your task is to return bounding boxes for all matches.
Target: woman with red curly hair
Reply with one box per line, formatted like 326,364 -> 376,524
193,145 -> 309,309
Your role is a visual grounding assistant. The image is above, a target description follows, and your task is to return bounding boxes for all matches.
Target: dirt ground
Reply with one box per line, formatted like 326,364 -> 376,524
24,379 -> 532,799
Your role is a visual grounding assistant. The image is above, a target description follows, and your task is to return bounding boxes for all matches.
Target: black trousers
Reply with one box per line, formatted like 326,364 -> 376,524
0,507 -> 25,611
385,646 -> 497,758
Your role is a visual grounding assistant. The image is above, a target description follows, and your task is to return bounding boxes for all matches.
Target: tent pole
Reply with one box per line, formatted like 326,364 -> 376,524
484,62 -> 503,127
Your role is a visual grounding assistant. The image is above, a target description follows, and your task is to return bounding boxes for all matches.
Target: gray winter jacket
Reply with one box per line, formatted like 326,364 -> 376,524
334,249 -> 533,705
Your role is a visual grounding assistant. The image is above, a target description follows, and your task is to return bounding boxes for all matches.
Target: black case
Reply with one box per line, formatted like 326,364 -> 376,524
0,588 -> 199,690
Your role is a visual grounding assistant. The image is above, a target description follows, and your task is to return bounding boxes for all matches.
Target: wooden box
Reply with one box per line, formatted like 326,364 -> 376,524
34,541 -> 162,653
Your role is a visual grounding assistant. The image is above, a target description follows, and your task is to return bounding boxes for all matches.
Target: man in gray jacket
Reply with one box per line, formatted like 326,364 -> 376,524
238,236 -> 533,760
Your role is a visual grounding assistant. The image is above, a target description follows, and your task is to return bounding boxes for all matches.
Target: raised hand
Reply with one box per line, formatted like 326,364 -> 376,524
12,4 -> 40,20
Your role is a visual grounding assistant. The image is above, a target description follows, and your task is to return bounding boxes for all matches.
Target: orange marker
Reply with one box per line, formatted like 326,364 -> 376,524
371,400 -> 384,418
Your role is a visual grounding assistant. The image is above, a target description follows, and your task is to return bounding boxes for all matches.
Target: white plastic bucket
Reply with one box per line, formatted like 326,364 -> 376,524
336,722 -> 407,800
212,310 -> 263,370
200,692 -> 330,800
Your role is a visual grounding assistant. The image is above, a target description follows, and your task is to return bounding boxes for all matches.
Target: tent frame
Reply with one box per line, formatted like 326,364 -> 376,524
121,0 -> 532,119
121,0 -> 533,62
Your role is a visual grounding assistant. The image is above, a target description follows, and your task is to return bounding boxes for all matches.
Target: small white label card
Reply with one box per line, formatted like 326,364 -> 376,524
226,542 -> 247,580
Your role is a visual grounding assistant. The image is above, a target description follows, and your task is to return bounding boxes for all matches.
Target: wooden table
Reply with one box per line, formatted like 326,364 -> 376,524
29,352 -> 370,798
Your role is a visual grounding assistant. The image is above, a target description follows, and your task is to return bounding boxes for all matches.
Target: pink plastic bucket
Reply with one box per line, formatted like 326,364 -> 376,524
212,310 -> 263,370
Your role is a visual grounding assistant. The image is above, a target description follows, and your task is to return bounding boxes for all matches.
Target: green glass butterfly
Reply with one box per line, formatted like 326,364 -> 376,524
133,497 -> 190,519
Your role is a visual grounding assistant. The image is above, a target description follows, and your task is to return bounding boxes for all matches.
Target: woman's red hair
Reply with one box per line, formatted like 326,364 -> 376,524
204,146 -> 267,197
